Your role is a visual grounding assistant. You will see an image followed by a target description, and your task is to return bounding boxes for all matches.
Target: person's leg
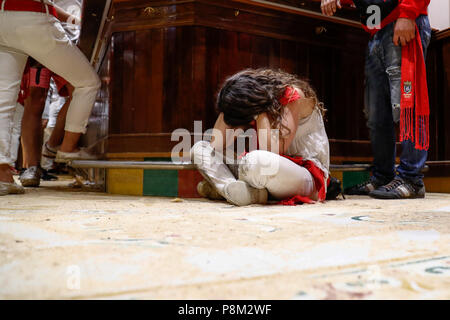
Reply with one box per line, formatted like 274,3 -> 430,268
345,31 -> 395,195
41,81 -> 70,170
19,64 -> 54,187
6,13 -> 100,158
369,16 -> 432,199
396,15 -> 432,186
21,86 -> 48,168
367,27 -> 398,184
47,85 -> 72,149
19,84 -> 49,187
0,43 -> 28,191
190,141 -> 267,206
191,141 -> 241,196
238,150 -> 316,200
8,103 -> 24,167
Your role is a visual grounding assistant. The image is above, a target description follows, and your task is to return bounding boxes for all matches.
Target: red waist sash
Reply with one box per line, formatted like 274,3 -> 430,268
1,0 -> 57,18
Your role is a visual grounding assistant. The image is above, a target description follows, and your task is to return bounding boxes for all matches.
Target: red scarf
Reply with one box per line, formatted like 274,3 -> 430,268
400,27 -> 430,150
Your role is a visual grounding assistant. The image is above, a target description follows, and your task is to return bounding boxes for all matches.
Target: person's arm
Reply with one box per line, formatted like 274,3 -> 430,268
210,113 -> 234,151
398,0 -> 429,21
393,0 -> 429,46
393,18 -> 416,46
256,90 -> 313,155
54,4 -> 81,25
321,0 -> 341,16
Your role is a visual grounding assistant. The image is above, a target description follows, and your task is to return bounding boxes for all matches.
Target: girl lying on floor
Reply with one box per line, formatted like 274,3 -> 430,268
190,68 -> 330,206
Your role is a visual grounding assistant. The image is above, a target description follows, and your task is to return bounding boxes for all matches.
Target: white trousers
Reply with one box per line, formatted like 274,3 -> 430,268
191,141 -> 317,201
0,9 -> 100,164
45,79 -> 66,128
7,102 -> 24,166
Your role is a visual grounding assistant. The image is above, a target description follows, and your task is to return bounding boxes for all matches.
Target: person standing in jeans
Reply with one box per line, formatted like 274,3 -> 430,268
321,0 -> 431,199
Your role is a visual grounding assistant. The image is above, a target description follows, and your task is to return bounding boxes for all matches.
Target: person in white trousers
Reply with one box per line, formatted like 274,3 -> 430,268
191,68 -> 330,206
0,0 -> 100,195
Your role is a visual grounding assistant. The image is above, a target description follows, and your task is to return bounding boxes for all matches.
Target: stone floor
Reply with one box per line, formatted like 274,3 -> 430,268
0,179 -> 449,299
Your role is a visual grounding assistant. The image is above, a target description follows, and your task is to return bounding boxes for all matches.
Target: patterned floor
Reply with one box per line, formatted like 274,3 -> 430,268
0,180 -> 449,299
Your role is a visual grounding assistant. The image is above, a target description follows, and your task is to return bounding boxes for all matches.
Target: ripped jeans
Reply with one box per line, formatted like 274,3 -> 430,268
364,15 -> 431,185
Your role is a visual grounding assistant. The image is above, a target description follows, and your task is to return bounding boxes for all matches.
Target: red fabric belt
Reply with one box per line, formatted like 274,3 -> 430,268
1,0 -> 57,18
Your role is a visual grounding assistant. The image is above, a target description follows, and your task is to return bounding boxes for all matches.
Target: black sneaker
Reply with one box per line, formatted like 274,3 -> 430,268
344,178 -> 385,196
19,166 -> 43,187
41,169 -> 58,181
369,177 -> 425,199
326,177 -> 345,200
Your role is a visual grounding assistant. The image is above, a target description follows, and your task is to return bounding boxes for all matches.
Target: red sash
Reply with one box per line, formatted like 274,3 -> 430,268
1,0 -> 57,18
399,28 -> 430,150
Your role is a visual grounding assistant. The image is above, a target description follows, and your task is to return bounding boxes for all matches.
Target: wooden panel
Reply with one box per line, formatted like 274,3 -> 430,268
80,41 -> 111,154
110,32 -> 124,134
426,29 -> 450,163
204,28 -> 221,129
78,0 -> 108,59
133,29 -> 152,133
84,0 -> 448,170
106,24 -> 368,154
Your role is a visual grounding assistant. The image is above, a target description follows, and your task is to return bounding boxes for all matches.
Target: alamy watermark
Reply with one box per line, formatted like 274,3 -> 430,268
171,121 -> 282,175
366,5 -> 382,30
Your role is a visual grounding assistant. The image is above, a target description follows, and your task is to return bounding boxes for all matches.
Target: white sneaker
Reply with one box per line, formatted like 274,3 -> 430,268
197,180 -> 224,200
55,148 -> 98,163
0,181 -> 25,196
42,143 -> 58,159
223,180 -> 268,206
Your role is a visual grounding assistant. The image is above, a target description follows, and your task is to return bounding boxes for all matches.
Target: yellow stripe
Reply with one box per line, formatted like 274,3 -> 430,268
106,169 -> 143,196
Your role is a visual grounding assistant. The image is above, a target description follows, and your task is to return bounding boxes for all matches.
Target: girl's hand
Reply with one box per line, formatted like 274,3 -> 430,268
210,113 -> 252,150
256,113 -> 279,153
210,113 -> 232,150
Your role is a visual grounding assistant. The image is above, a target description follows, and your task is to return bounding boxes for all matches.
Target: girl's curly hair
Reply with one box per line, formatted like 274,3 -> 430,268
216,68 -> 325,136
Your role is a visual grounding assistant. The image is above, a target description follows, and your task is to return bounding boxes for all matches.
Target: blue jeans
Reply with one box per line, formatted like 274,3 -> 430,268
364,15 -> 432,186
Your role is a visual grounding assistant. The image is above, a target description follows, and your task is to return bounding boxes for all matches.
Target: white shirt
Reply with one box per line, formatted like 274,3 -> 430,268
286,108 -> 330,180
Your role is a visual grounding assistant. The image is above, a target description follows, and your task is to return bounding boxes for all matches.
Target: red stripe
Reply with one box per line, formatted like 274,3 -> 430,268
1,0 -> 57,18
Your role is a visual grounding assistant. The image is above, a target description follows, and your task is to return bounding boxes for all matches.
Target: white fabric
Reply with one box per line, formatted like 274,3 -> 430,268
53,0 -> 82,43
239,150 -> 316,200
40,126 -> 54,170
191,141 -> 317,201
285,108 -> 330,180
43,0 -> 81,127
191,108 -> 329,201
0,9 -> 100,164
43,76 -> 66,127
190,141 -> 236,198
8,102 -> 24,166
